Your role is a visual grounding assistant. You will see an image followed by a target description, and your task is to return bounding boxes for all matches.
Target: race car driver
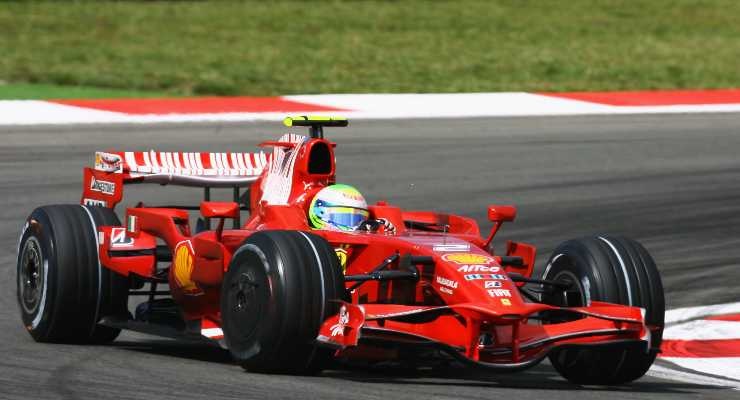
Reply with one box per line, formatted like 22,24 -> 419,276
308,184 -> 396,234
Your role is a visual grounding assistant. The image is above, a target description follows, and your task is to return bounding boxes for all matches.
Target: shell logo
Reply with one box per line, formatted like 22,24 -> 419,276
442,252 -> 494,265
173,241 -> 202,295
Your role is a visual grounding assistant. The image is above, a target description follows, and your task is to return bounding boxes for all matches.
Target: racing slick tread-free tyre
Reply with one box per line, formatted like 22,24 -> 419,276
17,205 -> 129,343
221,230 -> 345,374
541,235 -> 664,385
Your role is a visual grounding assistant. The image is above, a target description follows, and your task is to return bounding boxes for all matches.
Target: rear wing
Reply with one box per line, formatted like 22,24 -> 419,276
115,150 -> 268,185
80,116 -> 345,210
81,150 -> 270,208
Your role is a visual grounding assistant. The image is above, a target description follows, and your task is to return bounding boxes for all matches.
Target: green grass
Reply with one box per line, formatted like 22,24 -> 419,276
0,83 -> 169,100
1,0 -> 739,99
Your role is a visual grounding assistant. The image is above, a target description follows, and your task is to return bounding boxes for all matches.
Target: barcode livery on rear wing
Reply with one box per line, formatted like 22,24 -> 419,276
83,150 -> 273,208
112,151 -> 270,177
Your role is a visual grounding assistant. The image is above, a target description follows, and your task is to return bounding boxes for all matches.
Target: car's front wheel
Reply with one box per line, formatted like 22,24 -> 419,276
541,234 -> 664,385
220,230 -> 345,374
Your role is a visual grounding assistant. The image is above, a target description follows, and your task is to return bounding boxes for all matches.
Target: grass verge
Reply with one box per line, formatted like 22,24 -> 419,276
0,83 -> 168,100
1,1 -> 739,98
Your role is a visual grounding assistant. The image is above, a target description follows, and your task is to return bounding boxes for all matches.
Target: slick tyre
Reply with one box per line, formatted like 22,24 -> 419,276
221,230 -> 345,374
17,205 -> 129,343
541,235 -> 664,385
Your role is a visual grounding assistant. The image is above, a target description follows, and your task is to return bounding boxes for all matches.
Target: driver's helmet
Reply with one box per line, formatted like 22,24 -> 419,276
308,184 -> 369,231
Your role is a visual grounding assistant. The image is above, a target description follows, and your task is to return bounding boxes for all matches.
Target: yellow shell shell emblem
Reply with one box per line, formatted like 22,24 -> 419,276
173,241 -> 201,294
442,253 -> 494,265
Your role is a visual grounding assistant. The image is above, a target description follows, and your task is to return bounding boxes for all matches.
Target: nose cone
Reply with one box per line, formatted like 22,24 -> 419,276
436,251 -> 524,309
397,234 -> 524,309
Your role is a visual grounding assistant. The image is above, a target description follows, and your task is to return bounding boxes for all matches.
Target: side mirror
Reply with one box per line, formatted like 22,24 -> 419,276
200,202 -> 240,241
200,201 -> 239,219
488,205 -> 516,222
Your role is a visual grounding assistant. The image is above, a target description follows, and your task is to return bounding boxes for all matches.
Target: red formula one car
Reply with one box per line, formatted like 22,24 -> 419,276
17,117 -> 664,384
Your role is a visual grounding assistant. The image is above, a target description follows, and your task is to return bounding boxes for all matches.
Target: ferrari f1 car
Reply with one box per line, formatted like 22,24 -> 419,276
17,117 -> 664,384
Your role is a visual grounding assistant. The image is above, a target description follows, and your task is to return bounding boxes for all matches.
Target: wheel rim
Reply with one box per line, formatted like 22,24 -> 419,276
541,267 -> 588,324
230,270 -> 262,340
550,270 -> 587,307
19,237 -> 45,314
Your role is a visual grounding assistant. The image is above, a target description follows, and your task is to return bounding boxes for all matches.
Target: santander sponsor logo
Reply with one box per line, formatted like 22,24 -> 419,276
457,264 -> 500,273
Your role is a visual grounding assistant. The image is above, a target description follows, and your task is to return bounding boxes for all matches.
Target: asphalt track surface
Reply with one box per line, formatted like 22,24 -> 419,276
1,114 -> 739,399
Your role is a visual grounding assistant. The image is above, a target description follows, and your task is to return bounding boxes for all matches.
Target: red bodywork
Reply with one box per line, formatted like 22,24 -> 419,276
81,128 -> 655,370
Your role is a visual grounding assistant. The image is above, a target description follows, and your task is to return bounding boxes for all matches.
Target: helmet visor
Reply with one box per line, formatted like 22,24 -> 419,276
315,203 -> 369,231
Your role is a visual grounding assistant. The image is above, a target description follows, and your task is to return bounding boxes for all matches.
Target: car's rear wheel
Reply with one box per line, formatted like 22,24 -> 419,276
541,235 -> 664,385
221,230 -> 345,374
17,205 -> 129,343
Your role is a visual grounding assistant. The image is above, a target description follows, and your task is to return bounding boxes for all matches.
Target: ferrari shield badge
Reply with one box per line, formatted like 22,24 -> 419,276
334,245 -> 349,273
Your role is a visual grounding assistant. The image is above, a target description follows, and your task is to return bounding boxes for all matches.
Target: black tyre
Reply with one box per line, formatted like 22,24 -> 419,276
17,205 -> 129,343
221,230 -> 345,374
541,235 -> 664,385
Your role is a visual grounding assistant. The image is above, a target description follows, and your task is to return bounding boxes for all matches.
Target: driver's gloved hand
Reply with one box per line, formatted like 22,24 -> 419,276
357,219 -> 381,232
377,218 -> 397,234
357,218 -> 396,234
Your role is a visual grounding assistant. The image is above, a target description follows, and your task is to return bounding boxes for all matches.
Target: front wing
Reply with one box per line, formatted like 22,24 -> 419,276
317,300 -> 652,370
